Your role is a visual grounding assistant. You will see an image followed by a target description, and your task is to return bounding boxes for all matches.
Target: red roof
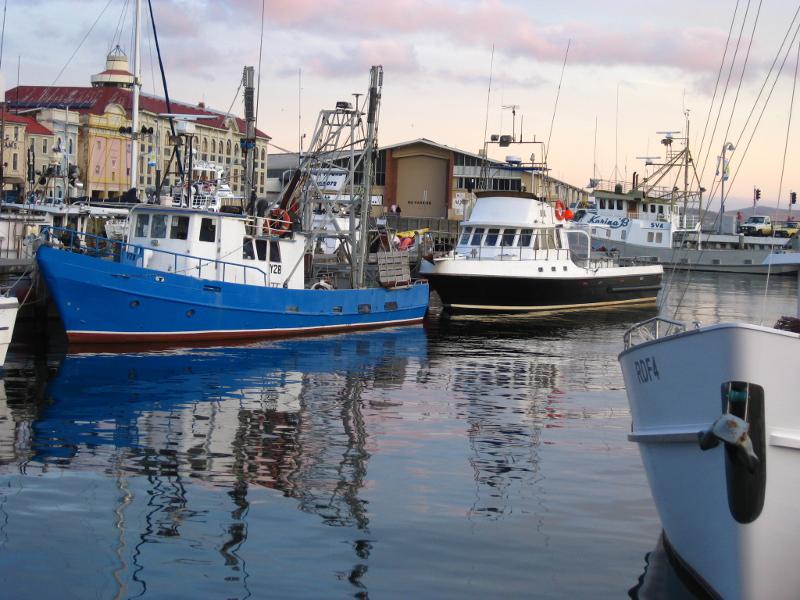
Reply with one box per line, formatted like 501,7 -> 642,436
0,109 -> 53,135
5,85 -> 270,140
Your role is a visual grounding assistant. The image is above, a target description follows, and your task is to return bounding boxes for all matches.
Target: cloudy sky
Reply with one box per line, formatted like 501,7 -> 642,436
5,0 -> 800,209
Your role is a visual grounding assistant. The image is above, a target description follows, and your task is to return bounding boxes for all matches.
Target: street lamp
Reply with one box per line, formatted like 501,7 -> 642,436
720,142 -> 735,232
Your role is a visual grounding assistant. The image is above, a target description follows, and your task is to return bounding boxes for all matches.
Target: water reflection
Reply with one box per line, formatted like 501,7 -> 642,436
629,535 -> 708,600
0,327 -> 427,599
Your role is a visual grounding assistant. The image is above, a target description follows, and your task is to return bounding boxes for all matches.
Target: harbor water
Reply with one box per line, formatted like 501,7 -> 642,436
0,272 -> 795,599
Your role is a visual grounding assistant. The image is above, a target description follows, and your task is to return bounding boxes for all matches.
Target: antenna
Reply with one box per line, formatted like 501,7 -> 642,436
502,104 -> 520,140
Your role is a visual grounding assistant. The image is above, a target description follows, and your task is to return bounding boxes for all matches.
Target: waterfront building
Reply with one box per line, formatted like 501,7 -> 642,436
5,48 -> 270,200
0,109 -> 54,200
268,139 -> 587,219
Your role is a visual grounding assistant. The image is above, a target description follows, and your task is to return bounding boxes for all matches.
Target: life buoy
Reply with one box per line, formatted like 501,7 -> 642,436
554,199 -> 566,221
311,280 -> 334,290
263,208 -> 292,236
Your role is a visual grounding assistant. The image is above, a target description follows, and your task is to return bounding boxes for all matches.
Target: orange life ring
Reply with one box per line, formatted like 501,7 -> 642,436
264,208 -> 291,236
554,199 -> 566,221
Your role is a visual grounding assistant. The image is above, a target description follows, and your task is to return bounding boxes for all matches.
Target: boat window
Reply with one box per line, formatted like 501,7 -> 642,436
518,228 -> 533,246
169,216 -> 189,240
643,204 -> 647,213
656,232 -> 663,243
537,229 -> 557,249
599,199 -> 606,209
650,205 -> 656,213
269,241 -> 281,263
134,214 -> 150,237
501,229 -> 517,246
199,218 -> 216,242
485,228 -> 500,246
658,205 -> 664,214
255,239 -> 267,261
647,232 -> 654,242
459,227 -> 472,245
621,230 -> 627,240
470,227 -> 484,245
616,200 -> 624,210
242,238 -> 255,259
151,214 -> 168,239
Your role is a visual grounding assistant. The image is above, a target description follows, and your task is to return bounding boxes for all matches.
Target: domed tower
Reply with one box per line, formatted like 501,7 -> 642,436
90,45 -> 135,88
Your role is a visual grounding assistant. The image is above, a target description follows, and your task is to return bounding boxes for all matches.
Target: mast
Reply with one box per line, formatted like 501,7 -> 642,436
683,111 -> 690,228
130,0 -> 142,197
242,66 -> 256,214
354,66 -> 382,288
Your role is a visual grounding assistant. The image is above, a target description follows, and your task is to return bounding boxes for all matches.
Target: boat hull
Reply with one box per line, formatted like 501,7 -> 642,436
421,260 -> 662,313
619,323 -> 800,600
0,296 -> 18,365
37,245 -> 429,343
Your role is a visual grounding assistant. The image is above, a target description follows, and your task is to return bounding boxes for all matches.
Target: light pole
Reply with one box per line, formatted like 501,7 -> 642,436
719,142 -> 734,233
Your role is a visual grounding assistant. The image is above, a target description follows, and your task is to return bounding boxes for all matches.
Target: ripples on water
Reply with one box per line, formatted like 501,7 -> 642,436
0,272 -> 794,599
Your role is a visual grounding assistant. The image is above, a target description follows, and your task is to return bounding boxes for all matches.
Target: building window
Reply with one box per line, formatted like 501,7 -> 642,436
12,154 -> 17,170
42,139 -> 47,153
226,140 -> 231,155
260,148 -> 265,161
13,127 -> 18,141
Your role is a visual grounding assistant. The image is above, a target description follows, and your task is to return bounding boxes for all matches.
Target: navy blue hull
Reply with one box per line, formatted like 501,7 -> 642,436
426,272 -> 661,313
37,245 -> 429,343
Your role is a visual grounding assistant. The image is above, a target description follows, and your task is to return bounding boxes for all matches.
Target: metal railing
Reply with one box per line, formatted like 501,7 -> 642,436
41,226 -> 269,286
623,316 -> 687,349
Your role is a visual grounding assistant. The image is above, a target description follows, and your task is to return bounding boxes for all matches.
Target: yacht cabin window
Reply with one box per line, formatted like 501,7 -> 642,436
656,232 -> 663,243
135,214 -> 150,237
470,227 -> 484,246
518,229 -> 533,246
170,216 -> 189,240
658,205 -> 664,214
485,228 -> 500,246
199,218 -> 216,243
501,229 -> 517,246
617,200 -> 624,210
459,227 -> 472,245
599,199 -> 606,209
650,205 -> 656,213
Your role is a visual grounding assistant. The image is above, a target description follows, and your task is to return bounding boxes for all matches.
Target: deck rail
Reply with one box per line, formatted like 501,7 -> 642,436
623,316 -> 687,349
41,226 -> 269,286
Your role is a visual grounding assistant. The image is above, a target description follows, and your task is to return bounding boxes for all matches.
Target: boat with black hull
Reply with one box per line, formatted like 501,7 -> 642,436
420,190 -> 663,314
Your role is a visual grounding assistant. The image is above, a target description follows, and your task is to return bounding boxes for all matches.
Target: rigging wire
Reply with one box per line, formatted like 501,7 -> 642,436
698,0 -> 751,184
669,15 -> 800,318
545,39 -> 570,163
760,35 -> 800,324
110,0 -> 131,52
696,0 -> 740,170
479,44 -> 495,190
0,0 -> 7,74
49,0 -> 116,88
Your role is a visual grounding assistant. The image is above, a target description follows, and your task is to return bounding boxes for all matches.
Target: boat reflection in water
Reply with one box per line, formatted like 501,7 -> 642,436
628,535 -> 712,600
1,327 -> 426,599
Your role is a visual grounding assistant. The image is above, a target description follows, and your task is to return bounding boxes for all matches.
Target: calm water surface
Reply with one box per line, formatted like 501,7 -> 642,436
0,272 -> 795,599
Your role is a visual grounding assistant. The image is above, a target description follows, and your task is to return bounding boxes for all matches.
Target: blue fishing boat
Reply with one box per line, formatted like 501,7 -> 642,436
36,204 -> 428,343
35,65 -> 429,344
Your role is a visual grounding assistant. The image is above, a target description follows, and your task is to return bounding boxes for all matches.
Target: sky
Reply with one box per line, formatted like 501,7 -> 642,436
5,0 -> 800,211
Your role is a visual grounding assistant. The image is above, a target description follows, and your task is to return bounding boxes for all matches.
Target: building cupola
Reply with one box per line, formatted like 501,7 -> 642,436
90,45 -> 135,88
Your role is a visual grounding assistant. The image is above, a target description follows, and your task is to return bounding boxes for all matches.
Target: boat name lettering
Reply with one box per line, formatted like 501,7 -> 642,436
588,215 -> 630,229
648,222 -> 668,229
270,263 -> 282,275
634,356 -> 660,383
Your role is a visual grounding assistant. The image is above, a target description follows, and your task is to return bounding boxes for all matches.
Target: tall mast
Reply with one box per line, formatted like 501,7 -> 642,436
354,66 -> 382,287
242,66 -> 255,214
683,111 -> 690,228
130,0 -> 142,196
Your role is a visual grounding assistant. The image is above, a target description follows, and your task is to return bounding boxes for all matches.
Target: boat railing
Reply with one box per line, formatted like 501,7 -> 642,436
40,226 -> 269,286
623,317 -> 687,349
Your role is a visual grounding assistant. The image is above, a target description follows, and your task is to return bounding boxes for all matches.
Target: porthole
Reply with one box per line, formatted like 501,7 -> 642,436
186,309 -> 195,317
130,300 -> 140,308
